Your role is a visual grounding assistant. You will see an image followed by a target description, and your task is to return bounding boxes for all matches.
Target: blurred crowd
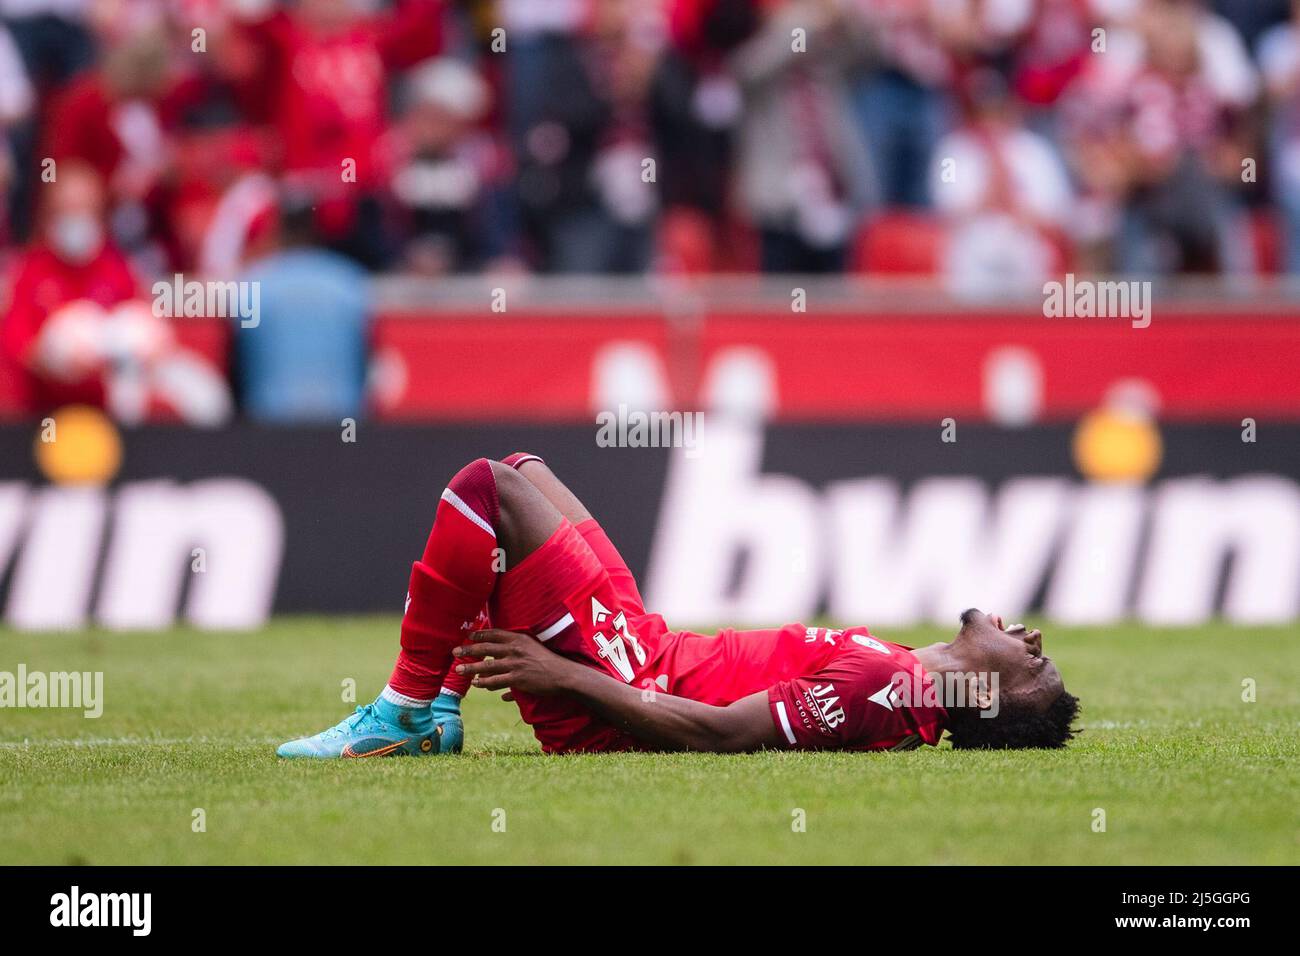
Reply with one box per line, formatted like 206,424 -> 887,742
2,0 -> 1299,420
4,0 -> 1300,279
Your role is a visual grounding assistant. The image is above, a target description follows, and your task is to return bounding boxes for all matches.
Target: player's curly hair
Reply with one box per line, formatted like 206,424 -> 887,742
946,691 -> 1081,750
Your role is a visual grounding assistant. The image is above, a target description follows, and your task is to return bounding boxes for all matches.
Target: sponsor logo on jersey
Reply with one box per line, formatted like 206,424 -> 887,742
804,627 -> 840,645
809,682 -> 846,729
868,682 -> 902,711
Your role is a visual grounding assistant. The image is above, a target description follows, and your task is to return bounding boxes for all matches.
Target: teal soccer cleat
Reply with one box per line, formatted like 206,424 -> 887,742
276,699 -> 462,759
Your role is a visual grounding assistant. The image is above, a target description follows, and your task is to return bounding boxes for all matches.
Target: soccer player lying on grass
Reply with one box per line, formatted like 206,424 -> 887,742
277,454 -> 1080,757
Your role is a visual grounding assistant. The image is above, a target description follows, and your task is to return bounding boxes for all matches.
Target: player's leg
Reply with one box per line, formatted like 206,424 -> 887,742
501,452 -> 593,525
434,450 -> 644,722
424,453 -> 570,707
430,452 -> 584,708
276,459 -> 565,758
387,459 -> 560,695
503,452 -> 646,617
438,453 -> 653,753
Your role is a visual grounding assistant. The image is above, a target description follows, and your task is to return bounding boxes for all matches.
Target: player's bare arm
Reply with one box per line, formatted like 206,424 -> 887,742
454,630 -> 782,752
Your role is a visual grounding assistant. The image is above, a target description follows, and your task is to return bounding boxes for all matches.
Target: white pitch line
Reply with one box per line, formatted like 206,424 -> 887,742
0,736 -> 282,748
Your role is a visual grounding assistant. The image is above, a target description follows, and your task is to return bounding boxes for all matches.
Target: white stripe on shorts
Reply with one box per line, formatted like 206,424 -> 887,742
774,701 -> 797,746
536,612 -> 575,642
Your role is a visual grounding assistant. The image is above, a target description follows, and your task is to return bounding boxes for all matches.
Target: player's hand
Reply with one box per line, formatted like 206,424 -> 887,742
452,628 -> 572,697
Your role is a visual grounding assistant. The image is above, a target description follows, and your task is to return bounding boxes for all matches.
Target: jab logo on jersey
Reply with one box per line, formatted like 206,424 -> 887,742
590,596 -> 646,683
809,682 -> 846,729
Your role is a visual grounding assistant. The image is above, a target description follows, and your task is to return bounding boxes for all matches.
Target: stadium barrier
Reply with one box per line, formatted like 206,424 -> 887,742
369,277 -> 1300,422
7,276 -> 1300,422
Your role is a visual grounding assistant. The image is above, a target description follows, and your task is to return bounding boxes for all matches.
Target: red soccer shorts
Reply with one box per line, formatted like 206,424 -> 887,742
491,519 -> 665,753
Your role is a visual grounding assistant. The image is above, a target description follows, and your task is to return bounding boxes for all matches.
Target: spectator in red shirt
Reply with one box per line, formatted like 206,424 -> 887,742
2,159 -> 232,424
231,0 -> 443,268
157,7 -> 280,274
1,160 -> 139,413
40,23 -> 174,262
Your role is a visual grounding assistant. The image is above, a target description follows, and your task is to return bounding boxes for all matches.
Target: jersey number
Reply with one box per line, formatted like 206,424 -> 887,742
593,610 -> 645,682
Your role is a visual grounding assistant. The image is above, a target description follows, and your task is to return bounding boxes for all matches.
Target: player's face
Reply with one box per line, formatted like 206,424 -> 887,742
953,608 -> 1064,712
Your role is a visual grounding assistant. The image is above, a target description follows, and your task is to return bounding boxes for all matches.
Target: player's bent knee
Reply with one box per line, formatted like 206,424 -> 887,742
444,458 -> 502,525
500,451 -> 545,472
488,459 -> 530,516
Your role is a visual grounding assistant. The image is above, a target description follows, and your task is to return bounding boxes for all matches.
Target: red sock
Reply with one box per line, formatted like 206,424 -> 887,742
388,459 -> 502,700
432,455 -> 542,700
501,452 -> 544,470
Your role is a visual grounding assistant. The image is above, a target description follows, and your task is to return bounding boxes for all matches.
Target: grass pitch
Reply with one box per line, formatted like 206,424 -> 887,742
1,618 -> 1296,865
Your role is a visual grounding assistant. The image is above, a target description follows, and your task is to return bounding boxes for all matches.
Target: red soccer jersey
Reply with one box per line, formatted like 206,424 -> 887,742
647,624 -> 949,752
475,516 -> 948,754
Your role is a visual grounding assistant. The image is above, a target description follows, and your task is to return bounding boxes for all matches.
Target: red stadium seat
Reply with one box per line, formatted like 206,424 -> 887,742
852,210 -> 947,275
